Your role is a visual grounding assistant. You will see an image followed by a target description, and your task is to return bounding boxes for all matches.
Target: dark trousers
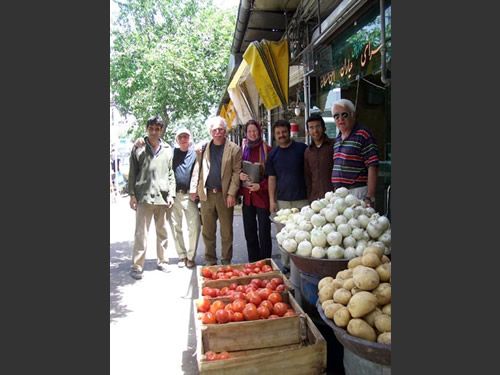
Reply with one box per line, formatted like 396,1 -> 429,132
242,204 -> 272,262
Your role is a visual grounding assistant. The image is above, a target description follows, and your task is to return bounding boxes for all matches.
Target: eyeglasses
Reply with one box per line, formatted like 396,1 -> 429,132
333,112 -> 351,120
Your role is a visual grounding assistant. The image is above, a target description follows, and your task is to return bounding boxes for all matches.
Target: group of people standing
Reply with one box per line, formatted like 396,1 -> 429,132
126,98 -> 379,280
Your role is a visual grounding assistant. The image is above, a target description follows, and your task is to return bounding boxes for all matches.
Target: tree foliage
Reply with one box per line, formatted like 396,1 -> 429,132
110,0 -> 236,142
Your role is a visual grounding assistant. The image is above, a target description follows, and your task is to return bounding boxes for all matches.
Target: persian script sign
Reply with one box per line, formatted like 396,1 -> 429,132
320,42 -> 382,89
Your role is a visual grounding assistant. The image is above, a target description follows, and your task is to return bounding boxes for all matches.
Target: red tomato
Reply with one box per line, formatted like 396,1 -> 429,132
253,267 -> 261,273
261,264 -> 273,273
220,287 -> 230,296
260,279 -> 269,286
271,277 -> 283,285
255,260 -> 266,268
247,291 -> 262,306
284,309 -> 296,317
259,299 -> 274,312
232,311 -> 244,322
244,263 -> 252,269
275,284 -> 286,293
224,303 -> 234,312
202,312 -> 217,324
266,282 -> 276,291
202,268 -> 213,278
257,288 -> 271,301
229,282 -> 238,290
267,292 -> 282,304
196,298 -> 211,313
268,314 -> 280,319
257,305 -> 271,319
208,288 -> 219,298
235,285 -> 246,293
201,287 -> 211,296
273,302 -> 288,316
219,352 -> 230,360
231,299 -> 246,313
250,278 -> 262,288
225,271 -> 233,278
209,300 -> 225,315
205,351 -> 217,361
215,309 -> 230,324
243,303 -> 259,321
216,272 -> 225,279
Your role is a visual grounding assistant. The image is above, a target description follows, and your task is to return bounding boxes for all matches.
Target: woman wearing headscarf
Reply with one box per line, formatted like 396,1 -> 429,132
239,120 -> 273,262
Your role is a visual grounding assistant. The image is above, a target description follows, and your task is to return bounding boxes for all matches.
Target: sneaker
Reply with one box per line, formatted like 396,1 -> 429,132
186,259 -> 195,269
130,269 -> 143,280
178,258 -> 186,268
157,262 -> 170,272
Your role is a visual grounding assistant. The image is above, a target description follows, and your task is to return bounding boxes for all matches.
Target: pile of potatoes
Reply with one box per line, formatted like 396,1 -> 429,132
318,245 -> 391,345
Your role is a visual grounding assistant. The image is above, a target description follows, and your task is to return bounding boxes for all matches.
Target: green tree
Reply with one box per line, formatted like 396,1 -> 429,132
110,0 -> 236,142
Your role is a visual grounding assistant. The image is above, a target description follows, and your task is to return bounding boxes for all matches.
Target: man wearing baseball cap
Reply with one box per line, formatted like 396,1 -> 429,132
170,127 -> 200,268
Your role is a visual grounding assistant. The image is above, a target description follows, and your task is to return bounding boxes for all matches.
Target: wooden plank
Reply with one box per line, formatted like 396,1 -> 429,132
198,311 -> 327,375
202,315 -> 301,352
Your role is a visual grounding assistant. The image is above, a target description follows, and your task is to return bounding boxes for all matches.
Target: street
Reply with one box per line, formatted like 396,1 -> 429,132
110,195 -> 283,375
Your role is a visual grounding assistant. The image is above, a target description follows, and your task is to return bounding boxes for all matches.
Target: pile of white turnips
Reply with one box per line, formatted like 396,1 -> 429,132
275,187 -> 391,260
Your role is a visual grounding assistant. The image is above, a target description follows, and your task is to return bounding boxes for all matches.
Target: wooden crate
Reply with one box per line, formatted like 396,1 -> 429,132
197,313 -> 327,375
199,272 -> 293,297
197,258 -> 282,290
195,292 -> 303,352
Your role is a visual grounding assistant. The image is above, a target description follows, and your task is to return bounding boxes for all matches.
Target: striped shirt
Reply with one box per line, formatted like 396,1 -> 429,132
332,123 -> 379,188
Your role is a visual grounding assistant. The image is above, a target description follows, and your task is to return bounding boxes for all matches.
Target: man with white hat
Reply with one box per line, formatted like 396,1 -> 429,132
170,127 -> 200,268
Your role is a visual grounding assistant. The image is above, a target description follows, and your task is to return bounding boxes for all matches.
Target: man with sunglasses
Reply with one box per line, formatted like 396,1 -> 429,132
190,116 -> 242,266
331,99 -> 379,207
128,116 -> 176,280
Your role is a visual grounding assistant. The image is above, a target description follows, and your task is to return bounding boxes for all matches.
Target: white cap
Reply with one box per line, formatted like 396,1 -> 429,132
175,127 -> 191,139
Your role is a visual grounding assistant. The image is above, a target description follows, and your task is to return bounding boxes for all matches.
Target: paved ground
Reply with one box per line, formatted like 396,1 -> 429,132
110,195 -> 283,375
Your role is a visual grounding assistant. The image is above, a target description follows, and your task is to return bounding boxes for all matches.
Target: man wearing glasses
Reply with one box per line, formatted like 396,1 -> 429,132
331,99 -> 379,207
128,116 -> 176,280
190,116 -> 242,266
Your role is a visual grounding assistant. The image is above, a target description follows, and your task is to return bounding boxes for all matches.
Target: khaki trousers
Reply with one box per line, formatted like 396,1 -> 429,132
277,199 -> 309,267
169,192 -> 200,261
132,202 -> 169,271
200,191 -> 234,264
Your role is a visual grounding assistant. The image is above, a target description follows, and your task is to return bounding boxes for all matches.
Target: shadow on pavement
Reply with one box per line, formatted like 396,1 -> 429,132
182,267 -> 200,374
110,240 -> 135,322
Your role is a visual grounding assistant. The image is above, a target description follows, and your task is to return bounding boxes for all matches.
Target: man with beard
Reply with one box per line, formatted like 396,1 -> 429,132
304,113 -> 334,202
266,119 -> 308,271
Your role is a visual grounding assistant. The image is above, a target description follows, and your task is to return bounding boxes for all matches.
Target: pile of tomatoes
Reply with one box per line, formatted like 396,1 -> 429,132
201,260 -> 274,280
197,286 -> 296,324
203,351 -> 230,361
201,277 -> 287,299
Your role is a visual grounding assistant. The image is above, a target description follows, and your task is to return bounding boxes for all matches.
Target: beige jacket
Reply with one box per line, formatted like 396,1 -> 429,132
190,139 -> 242,201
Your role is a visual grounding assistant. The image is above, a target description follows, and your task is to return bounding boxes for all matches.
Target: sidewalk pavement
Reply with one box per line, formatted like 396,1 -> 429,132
110,195 -> 283,375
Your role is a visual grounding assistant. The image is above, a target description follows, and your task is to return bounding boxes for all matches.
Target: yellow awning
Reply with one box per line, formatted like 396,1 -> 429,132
243,39 -> 289,111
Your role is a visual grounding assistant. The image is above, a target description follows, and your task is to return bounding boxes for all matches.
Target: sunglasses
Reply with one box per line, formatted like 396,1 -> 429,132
333,112 -> 351,120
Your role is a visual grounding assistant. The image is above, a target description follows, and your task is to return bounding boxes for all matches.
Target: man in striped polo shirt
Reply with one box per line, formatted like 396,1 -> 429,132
331,99 -> 379,207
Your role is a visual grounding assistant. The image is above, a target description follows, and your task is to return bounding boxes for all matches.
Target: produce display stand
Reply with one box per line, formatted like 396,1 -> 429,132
316,300 -> 391,367
194,263 -> 327,374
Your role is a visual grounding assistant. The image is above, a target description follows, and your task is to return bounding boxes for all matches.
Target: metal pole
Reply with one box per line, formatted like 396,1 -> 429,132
267,109 -> 272,146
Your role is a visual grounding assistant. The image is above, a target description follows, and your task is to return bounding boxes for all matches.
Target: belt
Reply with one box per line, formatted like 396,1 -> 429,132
176,189 -> 188,194
207,188 -> 222,193
334,182 -> 366,190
